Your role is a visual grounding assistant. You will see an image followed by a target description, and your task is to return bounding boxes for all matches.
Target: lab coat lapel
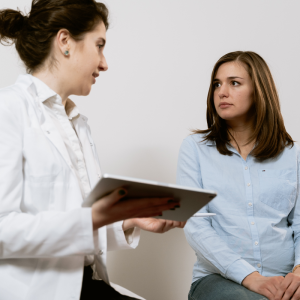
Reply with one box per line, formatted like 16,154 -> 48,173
24,78 -> 74,173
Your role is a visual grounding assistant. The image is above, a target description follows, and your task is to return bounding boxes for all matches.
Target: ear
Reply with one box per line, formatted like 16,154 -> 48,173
56,29 -> 71,56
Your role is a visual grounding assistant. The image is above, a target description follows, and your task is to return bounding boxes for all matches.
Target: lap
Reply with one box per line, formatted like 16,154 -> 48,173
189,274 -> 268,300
80,266 -> 141,300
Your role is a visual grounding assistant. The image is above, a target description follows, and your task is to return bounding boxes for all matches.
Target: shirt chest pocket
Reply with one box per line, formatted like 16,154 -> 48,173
23,128 -> 62,182
259,169 -> 297,215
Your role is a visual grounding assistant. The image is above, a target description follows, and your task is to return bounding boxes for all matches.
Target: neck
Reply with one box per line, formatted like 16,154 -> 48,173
226,118 -> 255,147
32,67 -> 70,107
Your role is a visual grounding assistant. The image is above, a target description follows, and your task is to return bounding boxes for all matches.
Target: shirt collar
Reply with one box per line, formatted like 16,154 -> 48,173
29,74 -> 80,120
29,74 -> 58,104
206,140 -> 216,146
65,98 -> 80,120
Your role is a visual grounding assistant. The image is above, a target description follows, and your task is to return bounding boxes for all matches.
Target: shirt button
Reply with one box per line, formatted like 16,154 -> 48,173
247,183 -> 251,187
248,203 -> 252,207
46,131 -> 50,134
98,250 -> 103,255
251,222 -> 255,225
257,263 -> 261,268
255,241 -> 259,246
245,166 -> 248,170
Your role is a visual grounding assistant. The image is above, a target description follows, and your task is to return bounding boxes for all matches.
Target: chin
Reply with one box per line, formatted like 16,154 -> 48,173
79,85 -> 92,96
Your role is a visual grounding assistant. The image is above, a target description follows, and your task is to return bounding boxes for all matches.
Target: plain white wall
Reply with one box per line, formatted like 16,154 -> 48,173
1,1 -> 300,299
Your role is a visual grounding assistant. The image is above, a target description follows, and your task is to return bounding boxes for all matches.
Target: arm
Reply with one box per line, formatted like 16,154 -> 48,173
272,158 -> 300,300
177,137 -> 257,284
0,99 -> 95,258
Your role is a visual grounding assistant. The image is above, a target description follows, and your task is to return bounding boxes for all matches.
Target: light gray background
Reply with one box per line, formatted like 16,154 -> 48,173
1,1 -> 300,299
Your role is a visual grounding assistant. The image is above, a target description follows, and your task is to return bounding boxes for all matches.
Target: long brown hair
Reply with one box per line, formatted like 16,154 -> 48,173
194,51 -> 293,160
0,0 -> 109,73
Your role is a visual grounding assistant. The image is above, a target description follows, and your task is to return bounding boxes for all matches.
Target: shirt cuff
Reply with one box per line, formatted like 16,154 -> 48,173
106,221 -> 140,251
225,259 -> 257,284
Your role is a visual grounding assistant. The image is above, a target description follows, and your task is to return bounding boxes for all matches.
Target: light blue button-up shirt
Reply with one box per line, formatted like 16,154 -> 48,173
176,134 -> 300,285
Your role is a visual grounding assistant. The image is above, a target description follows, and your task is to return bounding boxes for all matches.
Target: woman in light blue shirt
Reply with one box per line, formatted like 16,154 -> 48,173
177,51 -> 300,300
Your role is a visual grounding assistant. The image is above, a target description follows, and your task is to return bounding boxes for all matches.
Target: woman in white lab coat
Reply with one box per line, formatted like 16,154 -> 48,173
0,1 -> 184,299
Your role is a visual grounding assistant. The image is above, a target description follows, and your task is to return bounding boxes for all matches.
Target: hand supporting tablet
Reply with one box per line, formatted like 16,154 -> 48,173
85,174 -> 217,223
91,187 -> 181,230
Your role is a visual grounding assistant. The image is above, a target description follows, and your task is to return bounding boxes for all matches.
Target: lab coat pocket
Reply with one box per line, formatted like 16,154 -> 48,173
259,169 -> 297,215
23,128 -> 62,182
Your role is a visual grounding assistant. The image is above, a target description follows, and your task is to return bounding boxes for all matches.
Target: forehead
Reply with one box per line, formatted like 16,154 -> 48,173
86,21 -> 107,40
215,61 -> 249,79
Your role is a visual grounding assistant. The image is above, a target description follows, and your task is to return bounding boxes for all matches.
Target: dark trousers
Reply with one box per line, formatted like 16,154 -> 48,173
80,266 -> 141,300
189,274 -> 268,300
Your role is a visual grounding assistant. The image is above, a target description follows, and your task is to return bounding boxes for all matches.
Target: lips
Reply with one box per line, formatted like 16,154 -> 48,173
92,73 -> 99,84
219,102 -> 232,108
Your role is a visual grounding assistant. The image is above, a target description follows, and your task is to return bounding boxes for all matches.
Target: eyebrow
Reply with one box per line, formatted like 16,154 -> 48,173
213,76 -> 244,82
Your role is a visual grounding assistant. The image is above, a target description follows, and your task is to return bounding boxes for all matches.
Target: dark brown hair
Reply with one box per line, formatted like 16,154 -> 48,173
0,0 -> 109,73
194,51 -> 293,160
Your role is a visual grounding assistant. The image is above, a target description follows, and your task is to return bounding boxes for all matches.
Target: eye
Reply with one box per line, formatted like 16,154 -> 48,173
232,81 -> 240,86
97,44 -> 104,50
213,82 -> 221,89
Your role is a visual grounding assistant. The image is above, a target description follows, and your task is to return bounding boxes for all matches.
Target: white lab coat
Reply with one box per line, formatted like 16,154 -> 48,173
0,75 -> 143,300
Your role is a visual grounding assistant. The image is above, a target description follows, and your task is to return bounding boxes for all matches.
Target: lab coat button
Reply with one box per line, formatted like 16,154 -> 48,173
98,250 -> 103,255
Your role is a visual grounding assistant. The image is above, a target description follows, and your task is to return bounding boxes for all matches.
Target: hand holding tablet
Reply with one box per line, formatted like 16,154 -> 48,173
83,174 -> 217,222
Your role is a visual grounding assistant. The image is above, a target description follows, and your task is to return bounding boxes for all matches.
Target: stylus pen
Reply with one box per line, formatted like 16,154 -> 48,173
192,213 -> 216,217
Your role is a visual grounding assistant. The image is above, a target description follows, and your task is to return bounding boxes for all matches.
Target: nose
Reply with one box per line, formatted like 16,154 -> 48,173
218,83 -> 229,99
99,55 -> 108,72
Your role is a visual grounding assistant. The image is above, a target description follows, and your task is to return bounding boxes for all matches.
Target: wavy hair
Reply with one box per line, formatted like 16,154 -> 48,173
194,51 -> 293,160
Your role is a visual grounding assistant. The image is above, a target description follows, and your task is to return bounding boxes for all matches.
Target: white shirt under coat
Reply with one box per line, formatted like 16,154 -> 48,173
0,74 -> 141,300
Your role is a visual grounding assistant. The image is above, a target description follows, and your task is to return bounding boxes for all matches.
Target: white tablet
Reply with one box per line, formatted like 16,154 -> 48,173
82,174 -> 217,221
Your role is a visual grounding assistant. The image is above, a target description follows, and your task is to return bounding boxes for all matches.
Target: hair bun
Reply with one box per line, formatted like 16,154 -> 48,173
0,9 -> 27,44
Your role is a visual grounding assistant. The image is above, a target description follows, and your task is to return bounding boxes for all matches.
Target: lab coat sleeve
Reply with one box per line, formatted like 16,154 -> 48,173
0,96 -> 95,258
106,221 -> 140,251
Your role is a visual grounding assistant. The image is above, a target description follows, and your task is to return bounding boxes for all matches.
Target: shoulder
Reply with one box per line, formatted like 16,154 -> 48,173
0,81 -> 31,128
0,82 -> 28,112
180,133 -> 212,150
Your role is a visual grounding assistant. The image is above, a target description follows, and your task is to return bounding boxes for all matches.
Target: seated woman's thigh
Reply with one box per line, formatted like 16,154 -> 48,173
189,274 -> 268,300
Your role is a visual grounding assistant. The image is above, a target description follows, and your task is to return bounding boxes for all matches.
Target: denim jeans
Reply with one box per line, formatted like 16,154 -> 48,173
189,274 -> 268,300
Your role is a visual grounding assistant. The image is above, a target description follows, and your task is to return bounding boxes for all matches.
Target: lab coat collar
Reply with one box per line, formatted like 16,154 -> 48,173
17,74 -> 81,120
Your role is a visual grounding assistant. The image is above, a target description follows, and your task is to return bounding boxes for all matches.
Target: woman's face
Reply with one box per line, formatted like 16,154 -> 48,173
68,21 -> 108,96
213,61 -> 254,123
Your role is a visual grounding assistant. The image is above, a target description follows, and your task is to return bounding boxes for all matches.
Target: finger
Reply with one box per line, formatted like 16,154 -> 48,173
263,289 -> 275,300
103,188 -> 128,205
275,277 -> 293,300
131,197 -> 180,208
291,286 -> 300,300
284,282 -> 300,300
121,200 -> 180,216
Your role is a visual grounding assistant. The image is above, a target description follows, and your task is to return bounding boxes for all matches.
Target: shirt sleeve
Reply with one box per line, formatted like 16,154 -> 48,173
0,97 -> 95,258
289,154 -> 300,269
177,137 -> 257,284
106,221 -> 140,251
